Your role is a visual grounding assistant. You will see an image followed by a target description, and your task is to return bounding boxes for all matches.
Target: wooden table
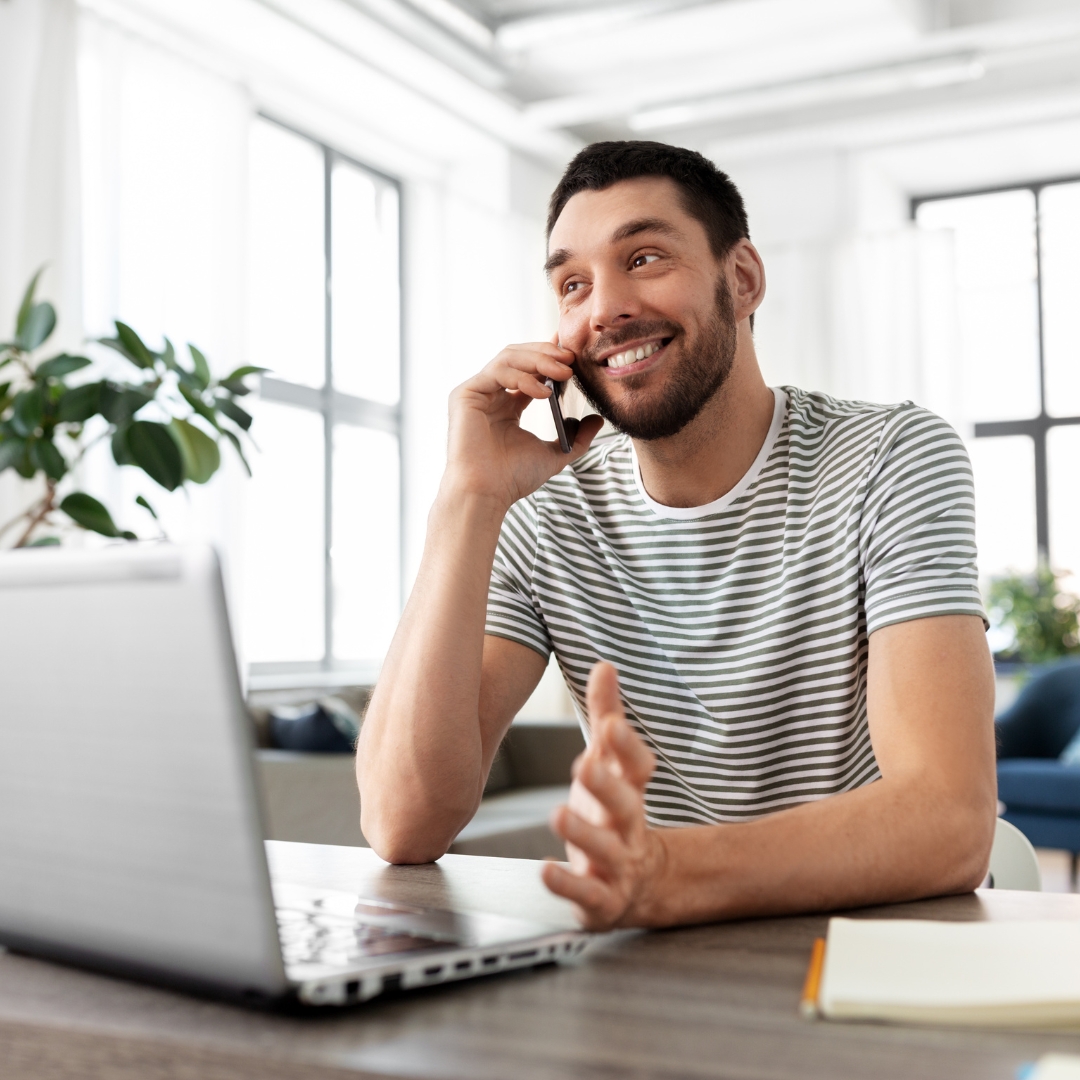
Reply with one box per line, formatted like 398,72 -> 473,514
3,840 -> 1080,1079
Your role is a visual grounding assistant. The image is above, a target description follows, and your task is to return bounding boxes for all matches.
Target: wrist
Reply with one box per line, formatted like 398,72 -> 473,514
633,827 -> 675,928
429,484 -> 509,539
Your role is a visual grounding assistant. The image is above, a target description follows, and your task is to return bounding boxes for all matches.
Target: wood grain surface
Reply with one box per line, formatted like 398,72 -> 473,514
2,841 -> 1080,1080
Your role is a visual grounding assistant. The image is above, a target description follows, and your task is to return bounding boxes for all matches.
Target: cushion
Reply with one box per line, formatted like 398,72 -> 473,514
996,660 -> 1080,759
997,759 -> 1080,815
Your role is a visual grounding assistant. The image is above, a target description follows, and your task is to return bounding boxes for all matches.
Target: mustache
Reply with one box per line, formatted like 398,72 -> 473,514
579,319 -> 682,363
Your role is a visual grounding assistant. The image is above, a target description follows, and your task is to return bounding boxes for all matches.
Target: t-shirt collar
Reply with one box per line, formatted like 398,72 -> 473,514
631,387 -> 788,520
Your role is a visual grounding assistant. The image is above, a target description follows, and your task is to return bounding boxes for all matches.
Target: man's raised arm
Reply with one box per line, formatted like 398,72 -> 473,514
356,343 -> 603,863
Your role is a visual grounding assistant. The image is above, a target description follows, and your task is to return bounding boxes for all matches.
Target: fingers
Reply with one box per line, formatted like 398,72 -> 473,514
584,661 -> 656,789
540,860 -> 622,930
606,712 -> 656,789
457,342 -> 574,403
550,803 -> 625,869
586,661 -> 624,728
569,755 -> 642,836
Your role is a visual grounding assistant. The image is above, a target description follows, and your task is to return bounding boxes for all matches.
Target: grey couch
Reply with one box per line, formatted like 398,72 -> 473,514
255,719 -> 585,860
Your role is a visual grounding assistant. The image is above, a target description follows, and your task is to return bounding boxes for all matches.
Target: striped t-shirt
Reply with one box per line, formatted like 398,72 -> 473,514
485,386 -> 985,827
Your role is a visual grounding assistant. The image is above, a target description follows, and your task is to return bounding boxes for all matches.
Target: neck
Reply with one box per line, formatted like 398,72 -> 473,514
632,326 -> 775,509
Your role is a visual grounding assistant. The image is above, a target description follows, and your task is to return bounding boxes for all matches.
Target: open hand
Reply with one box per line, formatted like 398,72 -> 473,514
541,662 -> 668,930
443,337 -> 604,511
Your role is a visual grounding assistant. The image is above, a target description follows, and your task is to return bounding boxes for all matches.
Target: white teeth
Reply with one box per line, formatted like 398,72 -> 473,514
607,341 -> 661,368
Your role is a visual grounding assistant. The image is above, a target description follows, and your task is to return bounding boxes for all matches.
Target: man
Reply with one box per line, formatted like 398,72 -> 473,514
357,141 -> 997,931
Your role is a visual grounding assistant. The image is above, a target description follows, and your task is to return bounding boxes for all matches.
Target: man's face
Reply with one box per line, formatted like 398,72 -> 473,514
546,177 -> 738,441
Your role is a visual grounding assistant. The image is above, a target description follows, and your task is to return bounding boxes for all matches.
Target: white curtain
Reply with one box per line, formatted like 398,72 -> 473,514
0,0 -> 82,529
75,12 -> 255,659
755,227 -> 963,434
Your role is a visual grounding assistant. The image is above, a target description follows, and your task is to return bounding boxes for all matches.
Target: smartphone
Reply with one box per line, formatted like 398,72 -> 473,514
545,377 -> 573,453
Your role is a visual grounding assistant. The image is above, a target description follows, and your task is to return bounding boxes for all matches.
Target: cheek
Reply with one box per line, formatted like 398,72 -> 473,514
558,305 -> 590,352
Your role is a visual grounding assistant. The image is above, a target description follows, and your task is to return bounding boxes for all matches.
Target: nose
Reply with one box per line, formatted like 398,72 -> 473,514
588,269 -> 642,333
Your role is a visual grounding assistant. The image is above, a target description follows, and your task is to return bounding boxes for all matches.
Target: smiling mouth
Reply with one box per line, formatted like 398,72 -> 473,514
602,337 -> 672,370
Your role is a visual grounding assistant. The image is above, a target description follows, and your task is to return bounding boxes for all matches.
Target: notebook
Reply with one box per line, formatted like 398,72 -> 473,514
817,918 -> 1080,1028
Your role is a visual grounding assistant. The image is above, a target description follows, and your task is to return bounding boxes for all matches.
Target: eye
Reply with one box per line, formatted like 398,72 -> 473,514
631,253 -> 660,269
563,280 -> 584,295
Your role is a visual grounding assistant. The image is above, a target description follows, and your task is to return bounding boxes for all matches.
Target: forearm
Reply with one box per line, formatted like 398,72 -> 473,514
647,774 -> 996,927
358,487 -> 507,862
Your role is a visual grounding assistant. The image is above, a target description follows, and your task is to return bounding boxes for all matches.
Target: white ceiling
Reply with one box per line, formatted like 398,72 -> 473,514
332,0 -> 1080,151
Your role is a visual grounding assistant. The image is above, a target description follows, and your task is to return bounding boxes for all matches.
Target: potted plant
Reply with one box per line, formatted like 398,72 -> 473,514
987,563 -> 1080,706
0,271 -> 261,547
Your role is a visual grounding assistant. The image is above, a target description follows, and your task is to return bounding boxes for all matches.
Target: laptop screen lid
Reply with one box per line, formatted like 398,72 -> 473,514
0,544 -> 287,1000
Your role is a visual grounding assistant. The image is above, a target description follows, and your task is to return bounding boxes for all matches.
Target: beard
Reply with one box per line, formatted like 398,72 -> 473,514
572,279 -> 737,442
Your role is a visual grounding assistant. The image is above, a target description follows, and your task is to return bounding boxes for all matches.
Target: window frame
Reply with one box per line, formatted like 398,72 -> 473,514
911,174 -> 1080,562
248,114 -> 405,690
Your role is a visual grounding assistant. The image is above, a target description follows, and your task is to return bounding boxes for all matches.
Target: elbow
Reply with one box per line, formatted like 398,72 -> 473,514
936,790 -> 998,895
361,807 -> 454,865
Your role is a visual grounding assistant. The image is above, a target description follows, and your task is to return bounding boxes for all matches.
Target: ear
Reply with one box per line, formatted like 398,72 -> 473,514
729,239 -> 766,324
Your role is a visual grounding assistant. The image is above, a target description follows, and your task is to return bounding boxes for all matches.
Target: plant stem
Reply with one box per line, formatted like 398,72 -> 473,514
12,480 -> 57,548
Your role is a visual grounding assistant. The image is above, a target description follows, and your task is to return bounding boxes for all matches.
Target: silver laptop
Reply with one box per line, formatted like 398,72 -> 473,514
0,543 -> 587,1006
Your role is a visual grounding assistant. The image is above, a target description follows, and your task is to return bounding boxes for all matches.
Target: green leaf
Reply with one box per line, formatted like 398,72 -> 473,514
60,492 -> 121,537
128,420 -> 183,491
29,437 -> 67,481
57,381 -> 102,422
115,321 -> 156,368
223,364 -> 268,382
0,437 -> 26,473
15,302 -> 57,352
36,354 -> 92,381
15,269 -> 45,340
178,383 -> 221,430
100,385 -> 152,425
188,344 -> 211,390
11,389 -> 44,437
161,337 -> 178,371
169,418 -> 220,484
99,321 -> 155,369
111,424 -> 135,466
14,448 -> 35,478
216,397 -> 252,431
135,494 -> 158,520
26,536 -> 61,547
222,429 -> 252,476
219,378 -> 251,397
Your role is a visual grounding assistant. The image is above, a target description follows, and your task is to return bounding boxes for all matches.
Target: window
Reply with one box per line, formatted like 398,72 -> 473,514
242,117 -> 402,686
914,179 -> 1080,592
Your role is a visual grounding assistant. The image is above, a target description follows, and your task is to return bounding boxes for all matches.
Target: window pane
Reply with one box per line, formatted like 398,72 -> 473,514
248,120 -> 325,388
916,191 -> 1040,422
969,435 -> 1037,584
1049,426 -> 1080,593
1041,182 -> 1080,418
331,162 -> 400,404
332,426 -> 400,660
241,400 -> 325,662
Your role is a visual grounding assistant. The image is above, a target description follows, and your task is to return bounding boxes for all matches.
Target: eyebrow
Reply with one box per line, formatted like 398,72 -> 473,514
544,217 -> 684,276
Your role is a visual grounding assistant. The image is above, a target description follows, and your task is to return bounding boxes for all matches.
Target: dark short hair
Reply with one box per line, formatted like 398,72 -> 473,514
547,140 -> 750,261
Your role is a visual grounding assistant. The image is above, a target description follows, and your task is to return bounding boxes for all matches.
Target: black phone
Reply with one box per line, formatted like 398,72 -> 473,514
544,377 -> 574,454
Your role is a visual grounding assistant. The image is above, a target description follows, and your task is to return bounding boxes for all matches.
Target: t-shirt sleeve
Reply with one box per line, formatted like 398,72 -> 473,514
485,496 -> 552,659
860,405 -> 987,635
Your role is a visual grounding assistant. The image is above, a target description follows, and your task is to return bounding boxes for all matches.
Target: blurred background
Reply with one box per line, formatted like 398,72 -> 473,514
2,0 -> 1079,700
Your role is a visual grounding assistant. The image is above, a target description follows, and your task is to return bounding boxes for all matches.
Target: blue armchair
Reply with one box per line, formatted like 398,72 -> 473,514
995,660 -> 1080,883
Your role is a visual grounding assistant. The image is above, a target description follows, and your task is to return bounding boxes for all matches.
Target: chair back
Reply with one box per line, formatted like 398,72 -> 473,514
988,817 -> 1042,891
